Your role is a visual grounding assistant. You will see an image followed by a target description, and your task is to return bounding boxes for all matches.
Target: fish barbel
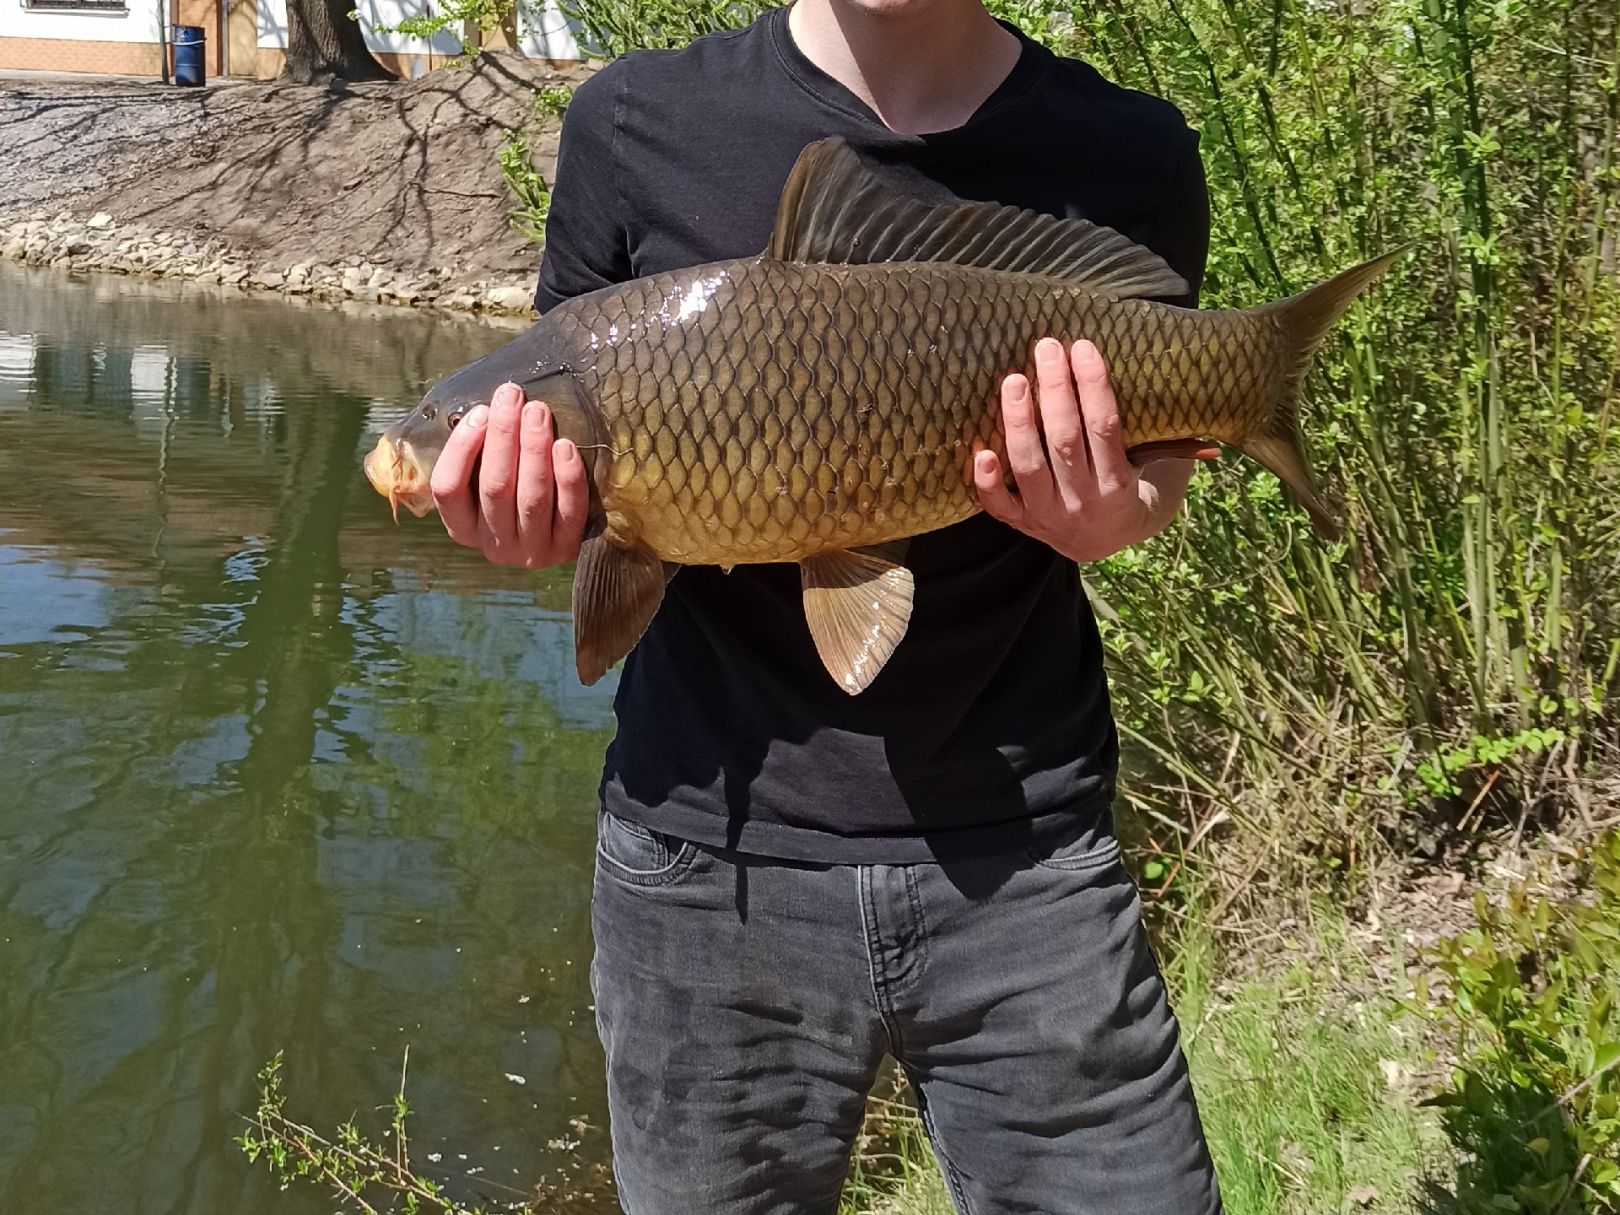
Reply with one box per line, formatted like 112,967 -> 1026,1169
365,137 -> 1404,694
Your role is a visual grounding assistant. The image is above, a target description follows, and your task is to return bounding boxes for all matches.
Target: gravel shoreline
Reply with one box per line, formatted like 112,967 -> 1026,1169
1,208 -> 538,315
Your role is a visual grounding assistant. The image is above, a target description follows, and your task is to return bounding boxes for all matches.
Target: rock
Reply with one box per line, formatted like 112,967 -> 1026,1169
287,261 -> 314,284
250,270 -> 286,289
86,212 -> 114,229
63,235 -> 91,255
482,285 -> 535,314
222,267 -> 249,285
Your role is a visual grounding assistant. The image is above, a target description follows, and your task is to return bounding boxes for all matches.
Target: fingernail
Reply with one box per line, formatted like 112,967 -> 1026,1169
495,383 -> 523,407
1009,377 -> 1030,402
1038,339 -> 1064,365
554,439 -> 576,463
1074,340 -> 1099,362
466,405 -> 489,429
523,401 -> 548,430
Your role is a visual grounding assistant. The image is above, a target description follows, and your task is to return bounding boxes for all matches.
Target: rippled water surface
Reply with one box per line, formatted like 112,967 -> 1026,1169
0,265 -> 617,1214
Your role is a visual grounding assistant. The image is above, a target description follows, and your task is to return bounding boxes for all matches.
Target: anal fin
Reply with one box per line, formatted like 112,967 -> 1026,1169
800,545 -> 915,696
572,530 -> 671,685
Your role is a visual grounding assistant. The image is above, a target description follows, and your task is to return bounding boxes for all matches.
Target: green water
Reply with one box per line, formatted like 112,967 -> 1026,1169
0,265 -> 617,1214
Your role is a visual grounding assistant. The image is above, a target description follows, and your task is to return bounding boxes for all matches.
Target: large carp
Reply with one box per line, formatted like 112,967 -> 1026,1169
365,137 -> 1401,694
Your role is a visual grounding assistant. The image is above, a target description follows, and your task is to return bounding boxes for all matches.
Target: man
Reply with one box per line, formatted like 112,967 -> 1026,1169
431,1 -> 1220,1210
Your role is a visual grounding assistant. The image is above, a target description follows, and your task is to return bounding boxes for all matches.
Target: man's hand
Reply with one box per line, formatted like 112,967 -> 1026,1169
430,382 -> 590,568
974,338 -> 1203,563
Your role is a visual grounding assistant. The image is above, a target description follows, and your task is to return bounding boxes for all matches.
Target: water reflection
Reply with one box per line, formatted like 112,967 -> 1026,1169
0,265 -> 616,1215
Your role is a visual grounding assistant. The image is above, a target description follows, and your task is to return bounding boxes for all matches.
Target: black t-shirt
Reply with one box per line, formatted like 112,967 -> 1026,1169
537,6 -> 1210,863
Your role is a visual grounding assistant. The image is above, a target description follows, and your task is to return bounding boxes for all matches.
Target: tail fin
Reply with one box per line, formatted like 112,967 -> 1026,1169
1241,245 -> 1411,542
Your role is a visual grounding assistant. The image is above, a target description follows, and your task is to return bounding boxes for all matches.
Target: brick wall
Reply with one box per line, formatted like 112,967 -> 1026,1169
0,36 -> 163,75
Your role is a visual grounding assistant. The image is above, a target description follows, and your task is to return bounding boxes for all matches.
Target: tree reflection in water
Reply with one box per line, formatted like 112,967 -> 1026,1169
0,266 -> 619,1215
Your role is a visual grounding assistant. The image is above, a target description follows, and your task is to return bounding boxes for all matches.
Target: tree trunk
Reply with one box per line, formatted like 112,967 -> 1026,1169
280,0 -> 395,85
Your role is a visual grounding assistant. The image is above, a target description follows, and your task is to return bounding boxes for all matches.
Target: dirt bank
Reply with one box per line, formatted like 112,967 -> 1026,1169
0,53 -> 591,312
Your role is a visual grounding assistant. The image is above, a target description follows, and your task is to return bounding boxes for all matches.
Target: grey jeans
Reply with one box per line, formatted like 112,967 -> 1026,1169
590,809 -> 1221,1215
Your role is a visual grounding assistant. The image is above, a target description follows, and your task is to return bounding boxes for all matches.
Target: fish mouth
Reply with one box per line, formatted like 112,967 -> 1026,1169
363,435 -> 437,521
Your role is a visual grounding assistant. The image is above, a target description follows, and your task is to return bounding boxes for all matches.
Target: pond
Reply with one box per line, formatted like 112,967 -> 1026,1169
0,264 -> 618,1215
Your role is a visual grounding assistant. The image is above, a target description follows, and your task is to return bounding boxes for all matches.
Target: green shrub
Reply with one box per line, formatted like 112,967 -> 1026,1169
554,0 -> 770,58
532,83 -> 574,120
1040,0 -> 1619,887
1424,832 -> 1620,1212
499,132 -> 552,245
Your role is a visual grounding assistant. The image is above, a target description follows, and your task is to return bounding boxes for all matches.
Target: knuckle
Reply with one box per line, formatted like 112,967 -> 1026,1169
1087,413 -> 1123,443
1009,453 -> 1044,479
480,474 -> 513,501
1049,433 -> 1084,464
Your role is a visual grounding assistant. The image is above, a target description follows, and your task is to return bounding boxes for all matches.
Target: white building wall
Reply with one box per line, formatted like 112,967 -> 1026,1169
517,1 -> 578,59
256,0 -> 579,59
1,0 -> 168,43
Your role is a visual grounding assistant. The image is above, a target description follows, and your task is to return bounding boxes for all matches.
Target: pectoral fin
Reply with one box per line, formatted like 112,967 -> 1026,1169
572,529 -> 673,685
800,545 -> 915,695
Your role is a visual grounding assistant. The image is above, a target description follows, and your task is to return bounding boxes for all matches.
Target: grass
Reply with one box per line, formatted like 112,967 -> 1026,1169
1173,922 -> 1441,1213
846,900 -> 1445,1215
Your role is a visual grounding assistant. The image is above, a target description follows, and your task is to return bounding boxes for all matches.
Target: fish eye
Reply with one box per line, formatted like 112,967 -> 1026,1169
421,405 -> 438,422
447,410 -> 463,430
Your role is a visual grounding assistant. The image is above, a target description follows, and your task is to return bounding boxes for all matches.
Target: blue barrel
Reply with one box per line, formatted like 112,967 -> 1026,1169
171,25 -> 206,87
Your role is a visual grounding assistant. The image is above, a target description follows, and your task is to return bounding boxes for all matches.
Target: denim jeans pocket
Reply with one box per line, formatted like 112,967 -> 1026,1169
595,809 -> 699,887
1023,828 -> 1123,872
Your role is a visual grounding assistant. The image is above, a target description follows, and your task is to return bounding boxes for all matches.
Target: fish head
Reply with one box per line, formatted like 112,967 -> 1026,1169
362,371 -> 486,521
364,318 -> 597,522
363,427 -> 438,522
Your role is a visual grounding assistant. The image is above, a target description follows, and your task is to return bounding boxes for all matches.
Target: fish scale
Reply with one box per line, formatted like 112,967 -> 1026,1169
560,258 -> 1273,566
363,135 -> 1405,691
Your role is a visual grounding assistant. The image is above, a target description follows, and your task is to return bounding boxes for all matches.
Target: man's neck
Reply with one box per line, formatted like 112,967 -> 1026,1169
786,0 -> 1023,135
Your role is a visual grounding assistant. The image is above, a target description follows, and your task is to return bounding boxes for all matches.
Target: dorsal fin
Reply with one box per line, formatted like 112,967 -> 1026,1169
766,137 -> 1189,301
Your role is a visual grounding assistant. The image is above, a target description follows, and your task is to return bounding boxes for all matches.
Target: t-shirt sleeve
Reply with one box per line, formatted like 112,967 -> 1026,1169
1147,127 -> 1211,308
534,67 -> 634,314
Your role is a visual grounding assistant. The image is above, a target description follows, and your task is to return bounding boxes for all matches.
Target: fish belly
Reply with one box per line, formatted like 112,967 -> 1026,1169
556,259 -> 1280,566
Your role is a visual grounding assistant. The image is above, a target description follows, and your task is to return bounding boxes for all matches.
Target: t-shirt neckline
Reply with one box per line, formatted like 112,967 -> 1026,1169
765,6 -> 1050,138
